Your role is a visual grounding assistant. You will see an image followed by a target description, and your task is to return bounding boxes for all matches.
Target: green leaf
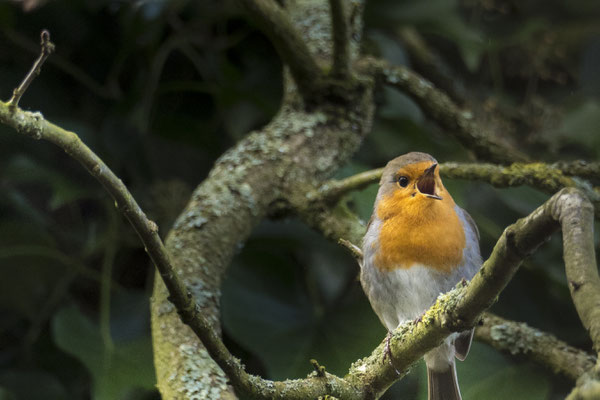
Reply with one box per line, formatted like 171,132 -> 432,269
51,305 -> 156,400
4,155 -> 90,210
460,343 -> 551,400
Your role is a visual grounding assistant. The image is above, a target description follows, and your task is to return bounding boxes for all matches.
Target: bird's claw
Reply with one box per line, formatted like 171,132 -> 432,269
383,331 -> 401,375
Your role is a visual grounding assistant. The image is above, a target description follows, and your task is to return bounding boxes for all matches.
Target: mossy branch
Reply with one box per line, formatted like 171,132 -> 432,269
313,162 -> 600,215
476,312 -> 596,381
357,57 -> 528,164
236,0 -> 325,100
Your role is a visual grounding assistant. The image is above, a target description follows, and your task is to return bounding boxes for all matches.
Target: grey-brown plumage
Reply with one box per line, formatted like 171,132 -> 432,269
361,152 -> 483,400
428,362 -> 462,400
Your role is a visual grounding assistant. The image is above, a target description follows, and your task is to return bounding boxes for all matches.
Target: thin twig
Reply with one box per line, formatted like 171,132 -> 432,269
7,30 -> 55,108
338,238 -> 363,263
328,0 -> 350,79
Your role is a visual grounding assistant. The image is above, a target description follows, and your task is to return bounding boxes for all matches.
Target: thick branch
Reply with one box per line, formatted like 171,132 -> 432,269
476,312 -> 596,381
236,0 -> 325,99
553,190 -> 600,352
328,0 -> 350,78
357,57 -> 528,163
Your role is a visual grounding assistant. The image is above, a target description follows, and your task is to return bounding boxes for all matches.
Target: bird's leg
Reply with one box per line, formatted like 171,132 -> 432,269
383,331 -> 401,375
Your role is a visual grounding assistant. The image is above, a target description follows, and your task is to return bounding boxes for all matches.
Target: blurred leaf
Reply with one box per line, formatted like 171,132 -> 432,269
462,361 -> 551,399
0,370 -> 67,400
0,246 -> 66,319
4,155 -> 91,210
366,0 -> 485,70
555,100 -> 600,157
52,305 -> 155,400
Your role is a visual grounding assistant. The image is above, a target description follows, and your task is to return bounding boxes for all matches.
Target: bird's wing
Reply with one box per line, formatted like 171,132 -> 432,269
455,328 -> 474,361
461,207 -> 480,241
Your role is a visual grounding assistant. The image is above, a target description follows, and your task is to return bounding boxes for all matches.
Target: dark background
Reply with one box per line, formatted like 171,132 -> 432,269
0,0 -> 599,399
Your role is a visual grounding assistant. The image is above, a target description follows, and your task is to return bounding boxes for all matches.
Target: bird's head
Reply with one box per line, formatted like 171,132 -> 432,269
375,152 -> 453,220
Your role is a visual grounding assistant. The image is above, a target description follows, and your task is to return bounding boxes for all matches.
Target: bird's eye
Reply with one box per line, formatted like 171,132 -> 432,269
398,176 -> 409,187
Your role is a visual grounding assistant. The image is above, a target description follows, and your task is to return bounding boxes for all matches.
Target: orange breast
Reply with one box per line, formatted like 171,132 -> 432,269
374,192 -> 466,273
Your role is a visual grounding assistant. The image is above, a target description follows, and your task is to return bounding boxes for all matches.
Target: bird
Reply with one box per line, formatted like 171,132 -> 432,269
361,152 -> 482,400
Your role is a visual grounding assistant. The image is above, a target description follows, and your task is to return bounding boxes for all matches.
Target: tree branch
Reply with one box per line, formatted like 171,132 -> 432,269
236,0 -> 325,100
313,162 -> 600,215
7,30 -> 54,108
554,190 -> 600,353
476,312 -> 596,381
396,26 -> 466,105
357,57 -> 529,163
328,0 -> 350,78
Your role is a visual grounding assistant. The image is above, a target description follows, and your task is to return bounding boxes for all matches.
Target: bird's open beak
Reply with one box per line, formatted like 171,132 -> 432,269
417,163 -> 442,200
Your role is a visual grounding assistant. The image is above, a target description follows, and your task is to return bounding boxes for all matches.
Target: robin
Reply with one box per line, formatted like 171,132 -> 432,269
361,152 -> 482,400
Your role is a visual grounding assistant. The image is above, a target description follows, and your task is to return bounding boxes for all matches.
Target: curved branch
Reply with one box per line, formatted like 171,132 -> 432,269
553,190 -> 600,352
357,57 -> 528,163
476,312 -> 596,381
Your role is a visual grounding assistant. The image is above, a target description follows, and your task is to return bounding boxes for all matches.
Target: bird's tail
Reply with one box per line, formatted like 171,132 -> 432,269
427,360 -> 461,400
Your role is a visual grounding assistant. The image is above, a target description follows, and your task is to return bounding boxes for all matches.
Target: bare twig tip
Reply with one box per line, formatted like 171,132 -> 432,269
7,29 -> 55,108
338,238 -> 363,262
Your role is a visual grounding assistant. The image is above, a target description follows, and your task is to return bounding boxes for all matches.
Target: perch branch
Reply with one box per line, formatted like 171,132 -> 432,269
7,30 -> 54,108
476,312 -> 596,381
328,0 -> 350,78
356,57 -> 528,164
236,0 -> 325,99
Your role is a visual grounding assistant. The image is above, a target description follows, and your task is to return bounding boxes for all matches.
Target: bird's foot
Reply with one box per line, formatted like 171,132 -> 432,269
383,331 -> 401,375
